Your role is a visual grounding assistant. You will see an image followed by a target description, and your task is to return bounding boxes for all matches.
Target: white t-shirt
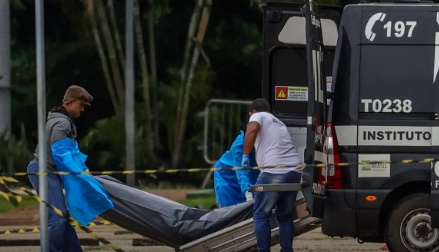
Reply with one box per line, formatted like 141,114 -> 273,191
249,112 -> 301,174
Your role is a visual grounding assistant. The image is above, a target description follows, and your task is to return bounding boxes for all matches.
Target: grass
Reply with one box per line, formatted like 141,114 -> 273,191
177,195 -> 218,209
0,192 -> 219,213
0,195 -> 39,213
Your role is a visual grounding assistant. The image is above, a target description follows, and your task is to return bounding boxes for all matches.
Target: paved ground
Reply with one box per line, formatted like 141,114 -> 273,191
292,228 -> 385,252
0,225 -> 386,252
0,189 -> 387,251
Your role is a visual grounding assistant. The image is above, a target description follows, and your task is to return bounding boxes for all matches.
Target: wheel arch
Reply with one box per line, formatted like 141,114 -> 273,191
379,181 -> 430,234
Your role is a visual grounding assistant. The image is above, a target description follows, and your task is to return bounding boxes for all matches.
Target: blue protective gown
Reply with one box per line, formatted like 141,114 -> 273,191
213,130 -> 260,207
51,138 -> 114,226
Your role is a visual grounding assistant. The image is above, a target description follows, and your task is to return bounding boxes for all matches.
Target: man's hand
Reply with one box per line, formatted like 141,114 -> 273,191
241,154 -> 250,167
245,191 -> 253,201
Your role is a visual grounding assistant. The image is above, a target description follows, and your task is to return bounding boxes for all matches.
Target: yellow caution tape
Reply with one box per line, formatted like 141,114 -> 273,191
1,157 -> 438,177
0,176 -> 124,252
0,220 -> 114,235
0,177 -> 22,206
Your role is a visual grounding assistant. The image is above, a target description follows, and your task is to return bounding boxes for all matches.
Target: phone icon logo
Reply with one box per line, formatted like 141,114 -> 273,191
365,12 -> 386,42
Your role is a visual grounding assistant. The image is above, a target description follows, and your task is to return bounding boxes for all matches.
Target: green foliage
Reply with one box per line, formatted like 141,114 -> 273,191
148,0 -> 173,24
79,116 -> 124,169
80,116 -> 138,170
159,64 -> 213,167
7,0 -> 282,187
10,0 -> 26,11
177,195 -> 218,208
205,1 -> 263,99
0,195 -> 38,213
0,125 -> 32,175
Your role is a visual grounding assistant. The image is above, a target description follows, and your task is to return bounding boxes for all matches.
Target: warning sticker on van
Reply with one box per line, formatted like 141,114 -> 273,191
275,86 -> 308,101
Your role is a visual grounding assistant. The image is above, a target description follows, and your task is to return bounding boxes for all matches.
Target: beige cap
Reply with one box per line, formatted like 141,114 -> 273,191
62,85 -> 93,106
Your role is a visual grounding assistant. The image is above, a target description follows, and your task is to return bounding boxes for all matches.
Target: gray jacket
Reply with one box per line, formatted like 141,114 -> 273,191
33,107 -> 77,172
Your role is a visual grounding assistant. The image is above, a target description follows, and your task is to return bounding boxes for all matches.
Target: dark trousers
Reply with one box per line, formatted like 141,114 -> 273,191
253,171 -> 302,252
27,161 -> 82,252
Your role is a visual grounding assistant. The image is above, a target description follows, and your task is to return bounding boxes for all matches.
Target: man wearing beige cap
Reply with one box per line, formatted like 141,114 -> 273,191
26,85 -> 93,252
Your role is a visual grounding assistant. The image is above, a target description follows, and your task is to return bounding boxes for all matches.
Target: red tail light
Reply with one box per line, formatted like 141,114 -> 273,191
324,123 -> 342,189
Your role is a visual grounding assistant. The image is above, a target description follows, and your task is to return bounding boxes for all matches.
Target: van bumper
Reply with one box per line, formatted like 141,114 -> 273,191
319,189 -> 357,237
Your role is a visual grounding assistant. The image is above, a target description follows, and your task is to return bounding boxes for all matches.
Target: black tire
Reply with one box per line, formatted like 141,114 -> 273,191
385,193 -> 439,252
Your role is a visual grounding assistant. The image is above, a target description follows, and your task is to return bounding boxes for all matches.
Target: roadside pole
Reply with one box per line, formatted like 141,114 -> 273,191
35,0 -> 49,250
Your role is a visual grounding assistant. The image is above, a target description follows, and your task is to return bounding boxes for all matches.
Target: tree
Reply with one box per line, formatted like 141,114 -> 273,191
85,0 -> 125,116
172,0 -> 213,168
134,0 -> 154,154
9,0 -> 266,186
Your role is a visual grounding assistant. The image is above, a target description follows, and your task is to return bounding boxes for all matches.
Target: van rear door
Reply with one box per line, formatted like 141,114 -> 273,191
261,1 -> 341,216
302,0 -> 329,217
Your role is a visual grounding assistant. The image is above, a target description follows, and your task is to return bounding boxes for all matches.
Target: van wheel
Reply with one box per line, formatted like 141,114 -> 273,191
385,193 -> 439,252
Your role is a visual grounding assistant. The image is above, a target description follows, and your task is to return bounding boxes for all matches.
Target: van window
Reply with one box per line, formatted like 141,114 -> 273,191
271,16 -> 337,117
278,17 -> 338,46
271,49 -> 335,117
262,4 -> 341,120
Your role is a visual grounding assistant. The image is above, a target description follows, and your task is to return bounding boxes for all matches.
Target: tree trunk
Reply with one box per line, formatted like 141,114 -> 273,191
86,0 -> 121,115
148,0 -> 160,151
173,0 -> 203,151
180,0 -> 203,83
171,0 -> 204,167
107,0 -> 125,70
96,0 -> 125,110
134,0 -> 154,153
172,0 -> 212,168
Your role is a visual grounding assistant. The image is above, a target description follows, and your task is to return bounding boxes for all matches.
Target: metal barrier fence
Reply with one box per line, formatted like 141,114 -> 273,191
200,99 -> 252,188
202,99 -> 252,165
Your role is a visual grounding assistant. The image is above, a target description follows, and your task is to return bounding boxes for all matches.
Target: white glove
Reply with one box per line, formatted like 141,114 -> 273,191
245,191 -> 253,201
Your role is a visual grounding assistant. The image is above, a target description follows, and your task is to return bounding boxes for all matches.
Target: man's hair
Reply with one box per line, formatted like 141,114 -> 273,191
249,98 -> 271,112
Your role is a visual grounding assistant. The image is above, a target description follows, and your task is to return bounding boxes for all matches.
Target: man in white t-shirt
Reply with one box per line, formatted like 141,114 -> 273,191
241,98 -> 302,252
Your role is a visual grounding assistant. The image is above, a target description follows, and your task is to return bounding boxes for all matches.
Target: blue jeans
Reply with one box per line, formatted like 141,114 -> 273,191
253,171 -> 302,252
27,161 -> 82,252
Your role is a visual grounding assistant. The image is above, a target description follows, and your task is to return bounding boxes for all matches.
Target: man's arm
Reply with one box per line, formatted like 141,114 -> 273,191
243,122 -> 260,155
229,132 -> 252,193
